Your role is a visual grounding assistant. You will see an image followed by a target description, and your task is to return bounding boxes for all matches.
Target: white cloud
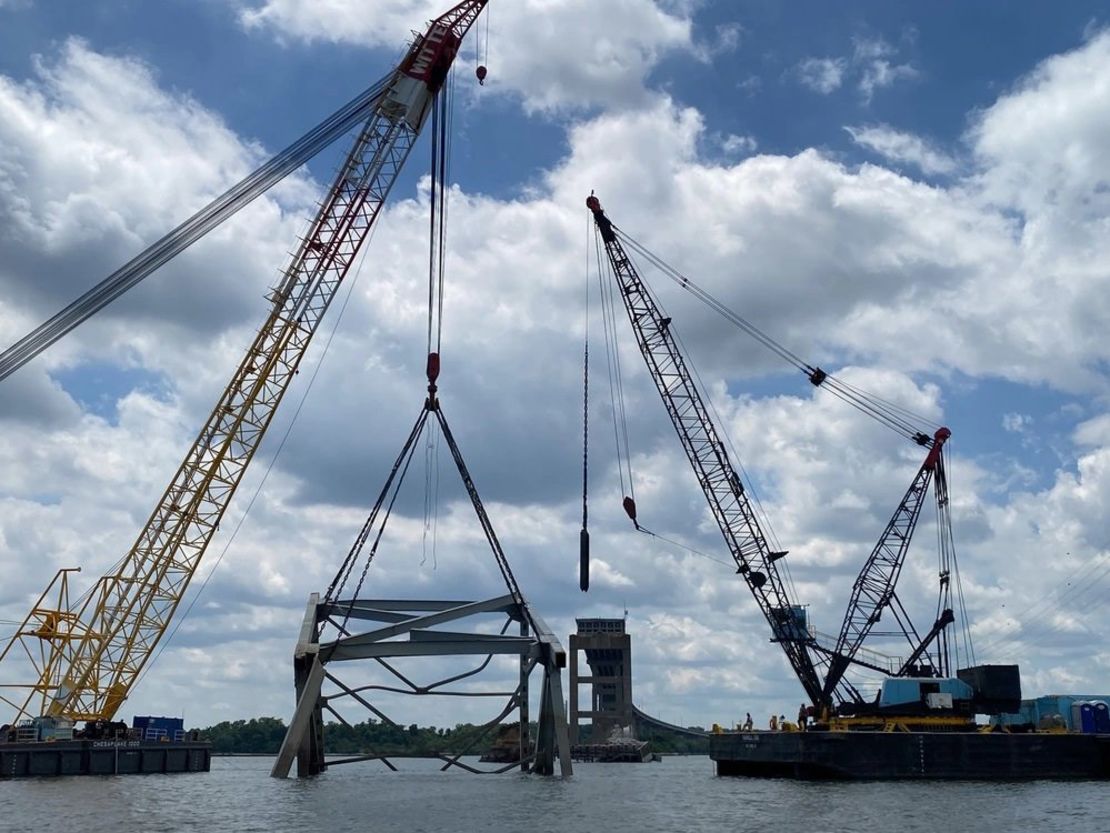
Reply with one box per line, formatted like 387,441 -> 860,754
845,124 -> 957,175
720,133 -> 757,156
796,35 -> 918,101
796,57 -> 845,94
691,20 -> 743,63
5,26 -> 1110,727
233,0 -> 693,113
971,28 -> 1110,219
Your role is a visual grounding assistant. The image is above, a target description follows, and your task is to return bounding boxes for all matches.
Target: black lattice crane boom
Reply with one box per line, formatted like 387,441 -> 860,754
586,195 -> 965,714
820,427 -> 952,706
0,0 -> 489,725
586,195 -> 825,706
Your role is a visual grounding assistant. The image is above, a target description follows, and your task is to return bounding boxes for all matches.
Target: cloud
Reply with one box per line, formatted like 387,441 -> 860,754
691,21 -> 743,63
796,57 -> 845,94
853,36 -> 919,102
970,28 -> 1110,219
795,35 -> 918,101
1002,412 -> 1033,434
231,0 -> 694,114
5,27 -> 1110,726
845,124 -> 958,175
0,38 -> 316,392
719,133 -> 757,156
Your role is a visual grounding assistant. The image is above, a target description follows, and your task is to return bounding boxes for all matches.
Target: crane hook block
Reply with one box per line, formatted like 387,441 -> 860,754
622,495 -> 638,524
426,352 -> 441,384
476,65 -> 488,85
579,528 -> 590,592
748,571 -> 767,589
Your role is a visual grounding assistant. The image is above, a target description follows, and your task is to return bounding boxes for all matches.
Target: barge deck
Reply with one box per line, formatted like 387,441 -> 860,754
1,738 -> 211,778
711,730 -> 1110,779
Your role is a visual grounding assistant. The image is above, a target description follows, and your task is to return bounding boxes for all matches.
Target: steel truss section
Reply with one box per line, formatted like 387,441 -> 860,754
271,594 -> 572,778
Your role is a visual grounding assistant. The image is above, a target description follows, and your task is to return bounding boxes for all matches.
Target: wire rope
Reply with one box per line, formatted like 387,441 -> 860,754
134,188 -> 384,688
0,73 -> 395,381
614,228 -> 938,444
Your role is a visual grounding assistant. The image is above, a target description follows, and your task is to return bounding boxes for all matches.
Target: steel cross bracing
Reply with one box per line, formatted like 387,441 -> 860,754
587,197 -> 824,706
821,428 -> 951,705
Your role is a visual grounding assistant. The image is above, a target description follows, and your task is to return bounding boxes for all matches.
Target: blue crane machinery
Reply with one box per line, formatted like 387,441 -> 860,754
0,0 -> 490,725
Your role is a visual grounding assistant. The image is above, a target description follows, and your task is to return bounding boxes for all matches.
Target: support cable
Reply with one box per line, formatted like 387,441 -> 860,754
619,239 -> 800,601
594,229 -> 632,499
326,405 -> 430,611
0,73 -> 395,381
614,228 -> 939,444
133,212 -> 381,689
580,213 -> 591,591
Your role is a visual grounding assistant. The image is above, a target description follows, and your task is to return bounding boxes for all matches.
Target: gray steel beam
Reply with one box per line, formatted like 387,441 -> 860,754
329,638 -> 539,661
324,595 -> 517,652
271,654 -> 326,778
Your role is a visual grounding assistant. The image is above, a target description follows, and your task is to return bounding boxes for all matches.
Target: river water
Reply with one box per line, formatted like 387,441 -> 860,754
1,754 -> 1106,833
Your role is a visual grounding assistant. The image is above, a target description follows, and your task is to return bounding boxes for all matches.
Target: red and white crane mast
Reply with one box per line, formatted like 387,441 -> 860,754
0,0 -> 489,725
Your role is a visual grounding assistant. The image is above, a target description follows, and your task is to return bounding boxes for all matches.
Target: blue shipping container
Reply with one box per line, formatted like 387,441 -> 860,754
132,715 -> 185,741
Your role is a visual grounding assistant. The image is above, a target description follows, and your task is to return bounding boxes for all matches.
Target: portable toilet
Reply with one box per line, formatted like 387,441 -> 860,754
1071,702 -> 1097,733
1093,701 -> 1110,734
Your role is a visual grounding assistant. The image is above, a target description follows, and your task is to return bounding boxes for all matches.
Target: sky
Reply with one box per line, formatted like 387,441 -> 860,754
2,0 -> 1110,734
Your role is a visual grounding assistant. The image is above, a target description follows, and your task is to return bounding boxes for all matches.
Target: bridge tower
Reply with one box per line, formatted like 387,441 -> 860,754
568,618 -> 633,743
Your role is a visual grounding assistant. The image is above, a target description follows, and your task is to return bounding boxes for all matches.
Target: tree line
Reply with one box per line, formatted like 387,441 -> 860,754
196,717 -> 708,755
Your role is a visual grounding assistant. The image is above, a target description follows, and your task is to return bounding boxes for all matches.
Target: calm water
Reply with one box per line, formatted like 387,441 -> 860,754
1,755 -> 1106,833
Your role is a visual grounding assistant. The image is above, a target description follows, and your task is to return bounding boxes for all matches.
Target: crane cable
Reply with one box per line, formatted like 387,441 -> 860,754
132,181 -> 386,690
580,213 -> 591,590
622,239 -> 801,601
593,220 -> 636,503
0,72 -> 396,382
422,73 -> 455,569
590,223 -> 800,598
974,551 -> 1110,658
614,229 -> 941,445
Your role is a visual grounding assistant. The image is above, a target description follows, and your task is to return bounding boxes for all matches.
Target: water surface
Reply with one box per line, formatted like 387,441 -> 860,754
1,754 -> 1104,833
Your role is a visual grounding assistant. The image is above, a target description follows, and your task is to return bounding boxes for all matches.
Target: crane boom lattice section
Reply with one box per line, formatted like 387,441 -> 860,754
2,0 -> 491,725
587,196 -> 824,705
823,428 -> 950,704
46,110 -> 419,722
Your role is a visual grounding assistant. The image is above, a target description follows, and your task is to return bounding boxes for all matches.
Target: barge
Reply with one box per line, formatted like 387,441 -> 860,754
711,728 -> 1110,779
1,737 -> 211,778
1,714 -> 211,778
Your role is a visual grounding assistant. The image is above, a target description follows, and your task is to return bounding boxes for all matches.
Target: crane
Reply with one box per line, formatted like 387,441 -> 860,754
818,427 -> 954,706
586,194 -> 961,712
586,194 -> 826,706
0,0 -> 489,726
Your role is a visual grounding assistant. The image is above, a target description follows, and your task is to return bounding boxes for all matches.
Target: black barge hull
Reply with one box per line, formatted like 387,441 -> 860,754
1,739 -> 211,778
711,731 -> 1110,779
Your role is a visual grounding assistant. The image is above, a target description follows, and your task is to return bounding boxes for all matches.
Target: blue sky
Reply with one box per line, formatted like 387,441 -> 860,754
2,0 -> 1110,731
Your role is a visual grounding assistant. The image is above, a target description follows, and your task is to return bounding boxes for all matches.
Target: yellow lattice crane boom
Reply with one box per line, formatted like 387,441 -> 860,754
0,0 -> 489,725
